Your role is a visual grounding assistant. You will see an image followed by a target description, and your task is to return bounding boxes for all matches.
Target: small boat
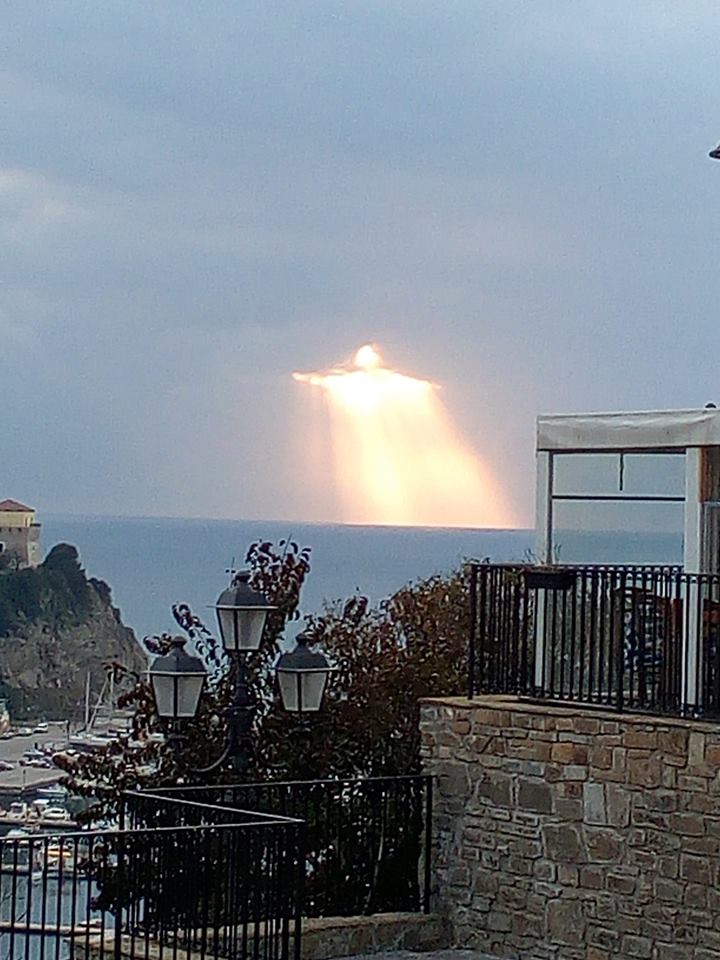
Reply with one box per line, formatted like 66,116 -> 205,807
43,843 -> 75,872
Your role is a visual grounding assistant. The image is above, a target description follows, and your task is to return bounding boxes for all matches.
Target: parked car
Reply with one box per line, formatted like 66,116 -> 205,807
33,723 -> 49,734
17,727 -> 32,736
6,802 -> 27,820
0,760 -> 15,771
26,758 -> 51,769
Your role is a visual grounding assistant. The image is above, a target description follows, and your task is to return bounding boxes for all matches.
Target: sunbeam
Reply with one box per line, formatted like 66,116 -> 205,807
293,345 -> 512,527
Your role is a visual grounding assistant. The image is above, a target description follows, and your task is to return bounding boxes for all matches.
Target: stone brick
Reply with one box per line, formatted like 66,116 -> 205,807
547,899 -> 584,946
584,827 -> 624,863
605,784 -> 631,827
475,771 -> 511,807
621,934 -> 653,958
668,813 -> 705,836
623,729 -> 658,749
580,865 -> 605,889
517,778 -> 553,814
574,717 -> 601,735
583,782 -> 606,825
589,746 -> 613,769
551,742 -> 588,765
606,872 -> 636,895
542,823 -> 586,863
627,753 -> 662,788
655,878 -> 684,902
681,854 -> 711,884
658,728 -> 689,754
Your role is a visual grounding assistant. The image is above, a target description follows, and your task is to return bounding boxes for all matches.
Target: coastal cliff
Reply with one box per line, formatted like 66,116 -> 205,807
0,543 -> 146,719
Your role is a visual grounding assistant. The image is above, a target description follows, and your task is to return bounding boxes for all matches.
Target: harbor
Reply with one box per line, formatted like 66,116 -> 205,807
0,723 -> 68,797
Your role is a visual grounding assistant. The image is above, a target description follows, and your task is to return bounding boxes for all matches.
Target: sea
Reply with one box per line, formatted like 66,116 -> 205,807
40,516 -> 533,642
40,515 -> 686,645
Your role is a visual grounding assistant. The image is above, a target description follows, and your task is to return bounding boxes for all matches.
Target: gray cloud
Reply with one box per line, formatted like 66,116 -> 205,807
2,1 -> 720,524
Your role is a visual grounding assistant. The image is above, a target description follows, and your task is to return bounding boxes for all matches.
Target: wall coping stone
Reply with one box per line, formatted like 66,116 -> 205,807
77,913 -> 451,960
420,694 -> 720,733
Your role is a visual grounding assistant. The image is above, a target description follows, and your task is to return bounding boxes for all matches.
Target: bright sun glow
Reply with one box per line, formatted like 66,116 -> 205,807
293,345 -> 512,528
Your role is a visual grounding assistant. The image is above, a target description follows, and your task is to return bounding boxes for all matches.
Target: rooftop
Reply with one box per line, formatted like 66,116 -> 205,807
0,499 -> 34,513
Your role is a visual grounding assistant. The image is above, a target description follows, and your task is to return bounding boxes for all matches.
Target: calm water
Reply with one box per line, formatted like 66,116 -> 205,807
42,516 -> 532,640
41,515 -> 683,642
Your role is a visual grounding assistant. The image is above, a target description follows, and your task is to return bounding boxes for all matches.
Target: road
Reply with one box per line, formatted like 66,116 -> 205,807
0,722 -> 69,793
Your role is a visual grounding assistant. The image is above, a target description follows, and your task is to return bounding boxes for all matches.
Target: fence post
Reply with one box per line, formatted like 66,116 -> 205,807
468,564 -> 478,699
114,795 -> 126,960
682,577 -> 701,712
423,776 -> 433,914
293,819 -> 306,960
615,570 -> 626,713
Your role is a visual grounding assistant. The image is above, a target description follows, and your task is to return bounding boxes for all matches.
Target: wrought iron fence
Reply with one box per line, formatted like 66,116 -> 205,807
468,563 -> 720,717
0,793 -> 303,960
156,776 -> 433,918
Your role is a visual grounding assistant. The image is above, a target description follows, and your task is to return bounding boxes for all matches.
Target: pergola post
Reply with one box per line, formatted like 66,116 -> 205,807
682,448 -> 703,708
534,451 -> 552,690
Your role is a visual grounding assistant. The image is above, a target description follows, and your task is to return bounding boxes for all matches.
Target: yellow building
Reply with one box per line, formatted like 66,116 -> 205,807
0,499 -> 42,567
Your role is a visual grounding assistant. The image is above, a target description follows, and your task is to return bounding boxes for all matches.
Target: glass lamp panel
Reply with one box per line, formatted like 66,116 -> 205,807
278,672 -> 300,712
176,675 -> 205,718
299,672 -> 328,712
237,609 -> 268,651
278,670 -> 328,713
151,674 -> 178,718
217,608 -> 268,651
217,608 -> 236,650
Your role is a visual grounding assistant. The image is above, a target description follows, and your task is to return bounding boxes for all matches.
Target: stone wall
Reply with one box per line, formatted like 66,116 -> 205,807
420,695 -> 720,960
81,913 -> 451,960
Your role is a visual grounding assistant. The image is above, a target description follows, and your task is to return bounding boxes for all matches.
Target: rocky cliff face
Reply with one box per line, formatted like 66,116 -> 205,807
0,543 -> 146,720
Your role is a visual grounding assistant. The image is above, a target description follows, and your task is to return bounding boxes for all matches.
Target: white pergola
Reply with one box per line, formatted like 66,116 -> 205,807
534,408 -> 720,705
536,408 -> 720,574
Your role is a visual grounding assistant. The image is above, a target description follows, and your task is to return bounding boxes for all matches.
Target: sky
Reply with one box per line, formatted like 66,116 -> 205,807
2,1 -> 720,528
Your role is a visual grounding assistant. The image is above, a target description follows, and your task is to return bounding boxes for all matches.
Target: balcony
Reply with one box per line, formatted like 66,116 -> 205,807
468,563 -> 720,717
0,776 -> 433,960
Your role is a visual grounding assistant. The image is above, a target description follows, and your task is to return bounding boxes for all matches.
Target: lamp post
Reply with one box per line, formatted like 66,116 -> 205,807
147,572 -> 334,776
210,571 -> 277,773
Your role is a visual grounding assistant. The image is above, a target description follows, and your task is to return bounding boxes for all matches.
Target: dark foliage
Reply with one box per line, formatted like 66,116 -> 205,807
0,543 -> 98,636
57,538 -> 469,818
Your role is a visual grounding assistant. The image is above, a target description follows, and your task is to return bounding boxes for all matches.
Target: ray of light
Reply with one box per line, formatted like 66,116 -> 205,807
293,344 -> 513,528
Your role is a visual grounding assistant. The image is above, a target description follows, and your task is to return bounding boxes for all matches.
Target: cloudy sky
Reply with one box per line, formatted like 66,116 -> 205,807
2,1 -> 720,527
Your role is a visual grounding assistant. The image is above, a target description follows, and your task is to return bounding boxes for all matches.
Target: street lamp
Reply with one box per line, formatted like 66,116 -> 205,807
213,571 -> 275,652
276,630 -> 334,714
147,572 -> 334,775
148,637 -> 207,720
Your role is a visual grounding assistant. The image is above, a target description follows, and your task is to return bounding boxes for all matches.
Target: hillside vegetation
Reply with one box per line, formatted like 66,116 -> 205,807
0,544 -> 145,719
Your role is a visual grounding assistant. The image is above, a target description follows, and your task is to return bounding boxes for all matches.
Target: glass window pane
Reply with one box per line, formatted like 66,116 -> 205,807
551,499 -> 683,565
622,454 -> 685,497
553,453 -> 621,496
552,452 -> 685,498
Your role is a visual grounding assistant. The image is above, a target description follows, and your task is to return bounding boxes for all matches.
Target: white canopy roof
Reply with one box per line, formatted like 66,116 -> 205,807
537,408 -> 720,452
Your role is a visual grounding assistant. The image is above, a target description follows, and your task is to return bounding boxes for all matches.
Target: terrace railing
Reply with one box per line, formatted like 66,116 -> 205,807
468,563 -> 720,718
155,775 -> 433,918
0,791 -> 303,960
0,775 -> 432,960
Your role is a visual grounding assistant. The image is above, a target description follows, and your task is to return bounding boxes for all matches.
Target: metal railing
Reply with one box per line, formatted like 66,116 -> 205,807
0,791 -> 303,960
468,563 -> 720,718
156,776 -> 433,918
0,775 -> 432,960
